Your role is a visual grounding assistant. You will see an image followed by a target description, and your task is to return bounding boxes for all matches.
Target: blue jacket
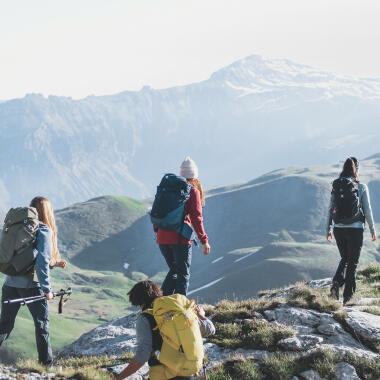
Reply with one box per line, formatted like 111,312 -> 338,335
4,224 -> 53,294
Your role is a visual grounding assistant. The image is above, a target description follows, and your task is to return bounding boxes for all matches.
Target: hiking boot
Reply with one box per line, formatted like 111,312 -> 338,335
343,296 -> 353,306
330,283 -> 339,300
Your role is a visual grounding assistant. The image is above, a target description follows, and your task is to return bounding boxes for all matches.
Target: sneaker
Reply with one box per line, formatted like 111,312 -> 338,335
330,283 -> 339,300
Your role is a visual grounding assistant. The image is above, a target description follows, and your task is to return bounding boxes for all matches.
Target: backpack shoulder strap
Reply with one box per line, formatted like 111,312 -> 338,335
142,311 -> 163,352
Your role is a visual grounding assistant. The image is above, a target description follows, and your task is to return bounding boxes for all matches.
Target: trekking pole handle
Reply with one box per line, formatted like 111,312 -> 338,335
53,287 -> 72,298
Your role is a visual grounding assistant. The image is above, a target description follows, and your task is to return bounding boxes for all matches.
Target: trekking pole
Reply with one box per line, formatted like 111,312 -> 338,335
3,294 -> 45,305
3,287 -> 72,314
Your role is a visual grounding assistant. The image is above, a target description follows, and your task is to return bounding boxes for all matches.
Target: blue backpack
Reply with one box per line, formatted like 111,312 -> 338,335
150,174 -> 195,240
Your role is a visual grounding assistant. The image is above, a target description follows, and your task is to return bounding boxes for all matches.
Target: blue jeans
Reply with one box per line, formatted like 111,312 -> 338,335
0,285 -> 53,365
159,244 -> 192,296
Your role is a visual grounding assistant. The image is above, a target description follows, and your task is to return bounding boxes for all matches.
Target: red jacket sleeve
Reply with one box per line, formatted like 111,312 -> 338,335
186,188 -> 208,245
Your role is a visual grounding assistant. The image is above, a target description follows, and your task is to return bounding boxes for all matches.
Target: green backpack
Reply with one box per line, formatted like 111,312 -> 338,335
0,207 -> 40,275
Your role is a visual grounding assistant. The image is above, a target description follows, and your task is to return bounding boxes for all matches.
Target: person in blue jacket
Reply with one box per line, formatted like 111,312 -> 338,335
0,196 -> 66,365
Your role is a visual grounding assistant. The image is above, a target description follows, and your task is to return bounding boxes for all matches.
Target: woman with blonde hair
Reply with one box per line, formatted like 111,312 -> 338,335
155,157 -> 210,296
0,196 -> 66,365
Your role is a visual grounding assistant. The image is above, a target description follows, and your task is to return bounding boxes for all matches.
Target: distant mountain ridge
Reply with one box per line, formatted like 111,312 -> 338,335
1,54 -> 380,213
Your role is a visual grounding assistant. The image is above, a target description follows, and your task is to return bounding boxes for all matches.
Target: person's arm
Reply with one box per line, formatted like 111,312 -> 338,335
115,358 -> 143,380
361,185 -> 377,240
326,193 -> 334,242
35,226 -> 53,295
187,189 -> 210,254
195,306 -> 216,337
116,315 -> 152,379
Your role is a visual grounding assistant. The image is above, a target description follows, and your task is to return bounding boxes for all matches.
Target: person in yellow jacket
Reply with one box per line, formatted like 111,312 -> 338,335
115,280 -> 215,380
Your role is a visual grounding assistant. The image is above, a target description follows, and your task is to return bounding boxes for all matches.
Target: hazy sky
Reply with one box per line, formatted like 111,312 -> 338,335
1,0 -> 379,100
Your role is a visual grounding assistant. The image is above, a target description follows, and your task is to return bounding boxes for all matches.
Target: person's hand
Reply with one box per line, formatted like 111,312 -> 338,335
326,234 -> 333,243
45,292 -> 54,300
203,242 -> 211,255
55,260 -> 67,269
195,305 -> 207,320
372,234 -> 377,242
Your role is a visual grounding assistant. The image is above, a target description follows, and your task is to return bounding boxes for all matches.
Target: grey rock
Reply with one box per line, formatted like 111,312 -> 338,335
299,369 -> 321,380
203,343 -> 270,369
57,313 -> 139,358
334,362 -> 360,380
307,278 -> 332,289
278,335 -> 323,351
345,309 -> 380,344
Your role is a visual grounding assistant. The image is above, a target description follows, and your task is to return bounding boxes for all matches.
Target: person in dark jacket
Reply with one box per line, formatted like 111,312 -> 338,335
115,280 -> 215,380
0,196 -> 67,365
155,157 -> 210,296
326,157 -> 377,305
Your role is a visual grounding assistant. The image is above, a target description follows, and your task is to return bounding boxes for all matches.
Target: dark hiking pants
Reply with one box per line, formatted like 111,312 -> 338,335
0,285 -> 53,365
333,228 -> 363,300
159,244 -> 192,296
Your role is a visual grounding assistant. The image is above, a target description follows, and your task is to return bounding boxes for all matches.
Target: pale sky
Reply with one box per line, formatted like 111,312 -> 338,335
1,0 -> 379,100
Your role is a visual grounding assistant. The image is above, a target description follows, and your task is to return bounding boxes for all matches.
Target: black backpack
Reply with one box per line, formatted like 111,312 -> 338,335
150,174 -> 194,240
331,177 -> 364,224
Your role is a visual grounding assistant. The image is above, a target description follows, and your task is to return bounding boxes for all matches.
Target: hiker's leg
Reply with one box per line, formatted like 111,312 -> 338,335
343,228 -> 363,300
173,244 -> 192,296
0,285 -> 21,345
25,288 -> 52,365
333,228 -> 349,287
159,244 -> 177,296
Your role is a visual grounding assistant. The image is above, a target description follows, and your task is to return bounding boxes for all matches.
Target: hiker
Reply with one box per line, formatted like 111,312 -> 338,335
151,157 -> 210,296
326,157 -> 377,305
0,196 -> 67,365
115,280 -> 215,380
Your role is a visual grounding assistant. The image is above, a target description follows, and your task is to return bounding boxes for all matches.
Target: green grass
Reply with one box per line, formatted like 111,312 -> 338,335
286,284 -> 341,313
109,195 -> 148,214
17,353 -> 133,380
362,307 -> 380,316
209,319 -> 294,351
208,349 -> 380,380
212,298 -> 284,323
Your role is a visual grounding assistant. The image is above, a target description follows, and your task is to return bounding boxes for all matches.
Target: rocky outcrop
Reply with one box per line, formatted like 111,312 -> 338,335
264,304 -> 378,359
55,295 -> 380,380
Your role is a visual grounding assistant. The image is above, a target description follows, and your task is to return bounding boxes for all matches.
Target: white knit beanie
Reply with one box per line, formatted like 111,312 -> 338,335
180,156 -> 199,179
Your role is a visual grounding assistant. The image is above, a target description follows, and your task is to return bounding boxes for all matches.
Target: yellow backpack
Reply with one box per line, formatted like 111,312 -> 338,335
144,294 -> 204,377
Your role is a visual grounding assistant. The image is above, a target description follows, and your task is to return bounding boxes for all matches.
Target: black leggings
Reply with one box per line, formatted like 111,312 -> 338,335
333,228 -> 363,299
0,285 -> 52,364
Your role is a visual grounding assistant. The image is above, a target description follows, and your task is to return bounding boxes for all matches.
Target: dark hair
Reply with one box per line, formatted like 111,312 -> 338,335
128,280 -> 163,308
339,157 -> 360,182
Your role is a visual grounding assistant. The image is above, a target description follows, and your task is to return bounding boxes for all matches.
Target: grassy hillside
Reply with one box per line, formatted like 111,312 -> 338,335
56,156 -> 380,303
2,157 -> 379,362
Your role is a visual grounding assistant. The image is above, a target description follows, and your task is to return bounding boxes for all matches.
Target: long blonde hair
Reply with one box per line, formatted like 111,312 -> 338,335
30,196 -> 60,266
186,178 -> 205,206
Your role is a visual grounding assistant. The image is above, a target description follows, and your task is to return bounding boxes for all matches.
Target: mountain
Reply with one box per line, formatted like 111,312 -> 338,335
1,55 -> 380,213
55,156 -> 380,303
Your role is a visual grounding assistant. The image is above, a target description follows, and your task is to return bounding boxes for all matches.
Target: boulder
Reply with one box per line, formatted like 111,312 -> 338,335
345,309 -> 380,344
278,335 -> 323,351
299,369 -> 322,380
57,312 -> 139,358
334,362 -> 360,380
